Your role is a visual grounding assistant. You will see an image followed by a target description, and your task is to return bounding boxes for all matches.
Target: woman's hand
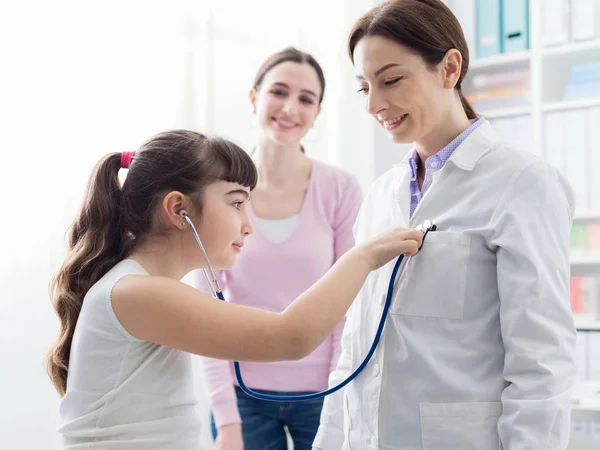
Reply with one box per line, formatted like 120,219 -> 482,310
212,423 -> 244,450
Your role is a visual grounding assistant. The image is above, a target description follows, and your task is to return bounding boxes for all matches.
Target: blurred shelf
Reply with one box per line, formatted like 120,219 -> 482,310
481,106 -> 531,119
543,39 -> 600,57
542,97 -> 600,113
571,251 -> 600,276
470,51 -> 530,71
571,382 -> 600,420
575,315 -> 600,332
571,406 -> 600,423
574,210 -> 600,225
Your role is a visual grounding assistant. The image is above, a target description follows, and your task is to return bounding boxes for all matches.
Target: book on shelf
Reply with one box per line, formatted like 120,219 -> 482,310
467,68 -> 530,111
564,62 -> 600,101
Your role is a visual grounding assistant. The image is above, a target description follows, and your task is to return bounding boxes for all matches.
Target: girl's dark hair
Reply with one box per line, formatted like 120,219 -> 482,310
348,0 -> 477,119
253,46 -> 326,104
46,130 -> 257,396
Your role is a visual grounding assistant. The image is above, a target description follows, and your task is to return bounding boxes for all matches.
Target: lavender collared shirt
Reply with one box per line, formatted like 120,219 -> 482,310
408,117 -> 485,217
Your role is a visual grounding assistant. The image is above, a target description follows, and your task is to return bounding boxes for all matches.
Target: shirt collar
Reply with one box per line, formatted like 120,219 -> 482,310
401,117 -> 491,173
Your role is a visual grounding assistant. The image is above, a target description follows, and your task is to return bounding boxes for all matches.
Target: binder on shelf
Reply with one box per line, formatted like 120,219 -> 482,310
589,332 -> 600,381
476,0 -> 502,58
543,111 -> 566,175
570,0 -> 597,42
584,277 -> 600,321
563,62 -> 600,100
571,418 -> 590,438
488,115 -> 532,151
575,327 -> 587,380
541,0 -> 569,47
572,277 -> 584,314
587,224 -> 600,249
564,108 -> 589,210
501,0 -> 529,53
589,107 -> 600,211
449,0 -> 477,61
515,114 -> 533,151
572,225 -> 587,249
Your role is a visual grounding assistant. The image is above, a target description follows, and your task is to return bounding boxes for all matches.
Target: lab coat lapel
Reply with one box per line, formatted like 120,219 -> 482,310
392,160 -> 412,228
409,121 -> 499,223
371,162 -> 412,313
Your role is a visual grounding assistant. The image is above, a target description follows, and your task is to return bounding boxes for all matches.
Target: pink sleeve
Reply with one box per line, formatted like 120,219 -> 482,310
191,270 -> 242,428
333,175 -> 362,261
330,175 -> 363,372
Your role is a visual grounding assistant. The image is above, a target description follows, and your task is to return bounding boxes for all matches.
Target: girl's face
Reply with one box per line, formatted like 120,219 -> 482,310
195,181 -> 252,269
250,61 -> 322,145
353,35 -> 459,146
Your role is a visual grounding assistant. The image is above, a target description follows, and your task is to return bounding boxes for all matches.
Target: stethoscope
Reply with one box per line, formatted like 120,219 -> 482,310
180,209 -> 436,402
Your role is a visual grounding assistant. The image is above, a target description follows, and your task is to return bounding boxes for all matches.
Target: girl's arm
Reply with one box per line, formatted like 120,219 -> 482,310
112,226 -> 422,362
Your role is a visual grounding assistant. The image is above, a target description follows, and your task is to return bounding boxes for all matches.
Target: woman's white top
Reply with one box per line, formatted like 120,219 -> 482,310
253,215 -> 299,242
58,259 -> 200,449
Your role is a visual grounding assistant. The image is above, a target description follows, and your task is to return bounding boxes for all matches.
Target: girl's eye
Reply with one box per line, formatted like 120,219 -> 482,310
357,86 -> 368,94
233,201 -> 243,210
270,90 -> 286,97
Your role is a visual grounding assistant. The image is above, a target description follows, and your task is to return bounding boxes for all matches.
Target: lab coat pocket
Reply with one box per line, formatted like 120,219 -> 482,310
420,401 -> 502,450
391,231 -> 470,319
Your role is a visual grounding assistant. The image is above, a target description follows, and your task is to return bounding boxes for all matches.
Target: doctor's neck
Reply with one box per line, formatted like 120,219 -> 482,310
253,136 -> 310,187
415,100 -> 472,162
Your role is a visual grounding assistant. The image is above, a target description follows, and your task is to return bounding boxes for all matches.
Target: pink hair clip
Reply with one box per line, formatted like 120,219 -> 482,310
120,151 -> 135,169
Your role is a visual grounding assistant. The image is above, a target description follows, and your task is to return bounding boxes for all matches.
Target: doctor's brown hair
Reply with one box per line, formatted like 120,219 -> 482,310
348,0 -> 477,120
46,130 -> 257,396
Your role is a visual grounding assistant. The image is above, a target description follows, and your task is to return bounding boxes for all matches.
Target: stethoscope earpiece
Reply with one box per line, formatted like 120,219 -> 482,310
181,210 -> 222,300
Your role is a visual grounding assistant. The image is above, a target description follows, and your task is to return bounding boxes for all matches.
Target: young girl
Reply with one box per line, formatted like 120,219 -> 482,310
47,129 -> 422,449
198,48 -> 363,450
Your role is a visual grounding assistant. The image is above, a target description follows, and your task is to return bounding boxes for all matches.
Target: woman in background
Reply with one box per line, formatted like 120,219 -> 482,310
198,48 -> 363,450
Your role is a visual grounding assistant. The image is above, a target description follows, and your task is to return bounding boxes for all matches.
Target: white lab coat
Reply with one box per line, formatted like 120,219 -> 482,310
313,121 -> 577,450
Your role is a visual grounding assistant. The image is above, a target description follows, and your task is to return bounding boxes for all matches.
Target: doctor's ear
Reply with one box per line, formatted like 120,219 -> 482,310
440,48 -> 463,90
162,191 -> 189,230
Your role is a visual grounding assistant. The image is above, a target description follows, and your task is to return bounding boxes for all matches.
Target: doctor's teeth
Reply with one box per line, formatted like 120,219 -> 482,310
386,115 -> 406,125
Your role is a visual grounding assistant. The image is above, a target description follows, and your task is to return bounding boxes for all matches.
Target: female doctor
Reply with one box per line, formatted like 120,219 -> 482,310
313,1 -> 577,449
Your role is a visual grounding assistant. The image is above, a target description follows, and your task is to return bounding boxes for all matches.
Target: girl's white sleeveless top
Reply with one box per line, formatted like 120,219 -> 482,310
58,259 -> 200,449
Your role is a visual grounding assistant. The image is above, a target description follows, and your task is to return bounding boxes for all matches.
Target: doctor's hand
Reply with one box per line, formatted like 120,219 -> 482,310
359,226 -> 423,271
212,423 -> 243,450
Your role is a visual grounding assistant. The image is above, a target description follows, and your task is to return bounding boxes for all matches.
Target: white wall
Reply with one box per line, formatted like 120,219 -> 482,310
0,0 -> 382,448
0,2 -> 200,447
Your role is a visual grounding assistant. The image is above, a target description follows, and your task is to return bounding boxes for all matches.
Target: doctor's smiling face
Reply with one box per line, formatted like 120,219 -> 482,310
347,0 -> 477,153
353,35 -> 463,146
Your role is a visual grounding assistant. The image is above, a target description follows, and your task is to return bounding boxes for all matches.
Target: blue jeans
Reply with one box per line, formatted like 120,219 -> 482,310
211,387 -> 324,450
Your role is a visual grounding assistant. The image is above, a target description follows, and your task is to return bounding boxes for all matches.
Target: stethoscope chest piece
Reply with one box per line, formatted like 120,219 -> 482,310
416,220 -> 437,249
